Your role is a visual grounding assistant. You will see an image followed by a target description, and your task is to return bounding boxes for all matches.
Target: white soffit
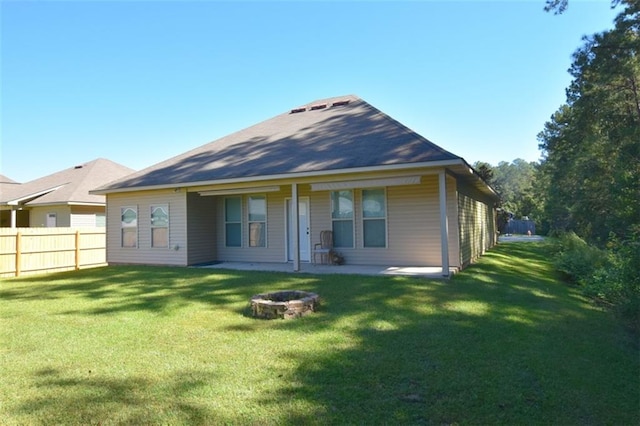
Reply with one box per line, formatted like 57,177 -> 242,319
198,185 -> 281,196
310,176 -> 421,191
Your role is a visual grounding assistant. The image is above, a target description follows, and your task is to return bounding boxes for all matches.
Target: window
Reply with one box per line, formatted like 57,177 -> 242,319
362,188 -> 386,247
121,206 -> 138,248
248,195 -> 266,247
150,205 -> 169,248
331,190 -> 354,248
225,197 -> 242,247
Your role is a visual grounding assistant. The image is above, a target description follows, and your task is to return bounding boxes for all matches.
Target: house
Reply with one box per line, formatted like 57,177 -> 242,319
0,174 -> 17,184
92,95 -> 499,275
0,158 -> 135,228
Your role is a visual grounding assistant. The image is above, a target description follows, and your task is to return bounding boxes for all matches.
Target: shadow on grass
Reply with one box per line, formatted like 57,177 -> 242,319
0,265 -> 324,316
19,368 -> 228,425
2,243 -> 639,424
251,243 -> 638,424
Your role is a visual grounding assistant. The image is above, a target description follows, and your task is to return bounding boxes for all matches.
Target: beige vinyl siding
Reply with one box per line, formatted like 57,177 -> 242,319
215,188 -> 290,263
29,206 -> 105,228
186,192 -> 217,265
106,168 -> 491,268
446,174 -> 461,269
309,189 -> 332,253
70,205 -> 106,227
30,206 -> 71,227
457,180 -> 497,268
106,190 -> 188,266
71,213 -> 97,227
309,175 -> 459,267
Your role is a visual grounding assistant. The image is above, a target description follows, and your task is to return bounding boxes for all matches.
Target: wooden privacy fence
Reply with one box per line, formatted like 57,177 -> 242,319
0,228 -> 107,278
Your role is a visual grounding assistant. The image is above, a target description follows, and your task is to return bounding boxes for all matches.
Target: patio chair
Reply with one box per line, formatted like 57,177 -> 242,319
313,230 -> 334,265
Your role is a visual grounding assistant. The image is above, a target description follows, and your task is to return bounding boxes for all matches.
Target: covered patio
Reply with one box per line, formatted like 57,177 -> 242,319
199,261 -> 457,278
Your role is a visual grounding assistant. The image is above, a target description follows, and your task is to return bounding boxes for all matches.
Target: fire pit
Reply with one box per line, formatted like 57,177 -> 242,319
250,290 -> 320,319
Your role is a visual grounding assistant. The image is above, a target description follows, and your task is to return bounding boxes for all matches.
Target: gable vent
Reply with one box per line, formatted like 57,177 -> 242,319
332,100 -> 350,107
310,104 -> 327,111
290,107 -> 306,114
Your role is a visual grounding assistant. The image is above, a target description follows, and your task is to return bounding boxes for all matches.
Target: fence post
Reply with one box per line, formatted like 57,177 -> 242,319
75,230 -> 81,270
15,232 -> 21,277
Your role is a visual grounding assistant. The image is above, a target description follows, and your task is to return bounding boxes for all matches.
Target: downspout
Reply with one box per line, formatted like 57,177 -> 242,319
439,170 -> 450,277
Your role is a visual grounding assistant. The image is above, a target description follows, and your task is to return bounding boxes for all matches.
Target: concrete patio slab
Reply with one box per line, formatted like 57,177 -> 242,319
199,261 -> 455,279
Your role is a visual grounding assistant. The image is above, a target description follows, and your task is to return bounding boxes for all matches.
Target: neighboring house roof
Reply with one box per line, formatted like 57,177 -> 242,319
0,158 -> 135,207
0,174 -> 18,184
0,175 -> 20,203
93,95 -> 496,198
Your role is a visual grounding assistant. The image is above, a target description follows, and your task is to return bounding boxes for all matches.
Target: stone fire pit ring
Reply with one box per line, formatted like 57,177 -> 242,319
250,290 -> 320,320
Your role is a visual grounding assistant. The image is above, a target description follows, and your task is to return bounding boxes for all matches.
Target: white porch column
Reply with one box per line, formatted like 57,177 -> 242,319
438,170 -> 450,277
291,183 -> 300,272
10,209 -> 17,228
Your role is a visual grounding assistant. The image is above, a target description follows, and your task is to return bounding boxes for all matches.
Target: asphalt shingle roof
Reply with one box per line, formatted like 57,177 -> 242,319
96,95 -> 462,192
0,174 -> 17,184
0,158 -> 135,206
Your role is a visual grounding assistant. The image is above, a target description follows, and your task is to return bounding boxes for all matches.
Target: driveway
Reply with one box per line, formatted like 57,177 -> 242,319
499,235 -> 545,243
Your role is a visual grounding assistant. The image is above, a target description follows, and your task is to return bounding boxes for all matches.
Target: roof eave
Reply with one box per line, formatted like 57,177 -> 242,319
24,201 -> 106,208
4,184 -> 68,205
90,159 -> 468,195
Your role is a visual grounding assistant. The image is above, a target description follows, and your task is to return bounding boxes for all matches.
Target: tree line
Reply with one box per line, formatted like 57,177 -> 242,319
478,0 -> 638,242
478,0 -> 639,330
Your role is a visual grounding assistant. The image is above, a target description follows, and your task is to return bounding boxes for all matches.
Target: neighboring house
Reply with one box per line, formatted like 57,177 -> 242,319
0,174 -> 18,184
0,159 -> 135,228
92,95 -> 499,275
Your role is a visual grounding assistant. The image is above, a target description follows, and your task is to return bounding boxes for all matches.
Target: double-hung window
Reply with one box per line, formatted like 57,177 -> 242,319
248,195 -> 266,247
150,205 -> 169,248
225,197 -> 242,247
331,190 -> 354,248
362,188 -> 387,247
121,206 -> 138,248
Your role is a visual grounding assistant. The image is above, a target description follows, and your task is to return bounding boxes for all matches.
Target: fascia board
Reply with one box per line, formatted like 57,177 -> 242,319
25,201 -> 106,208
5,184 -> 67,205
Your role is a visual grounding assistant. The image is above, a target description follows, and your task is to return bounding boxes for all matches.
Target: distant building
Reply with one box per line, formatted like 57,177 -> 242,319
0,159 -> 134,228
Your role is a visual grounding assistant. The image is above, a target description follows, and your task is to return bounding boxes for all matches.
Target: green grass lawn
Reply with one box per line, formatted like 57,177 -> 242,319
1,242 -> 638,425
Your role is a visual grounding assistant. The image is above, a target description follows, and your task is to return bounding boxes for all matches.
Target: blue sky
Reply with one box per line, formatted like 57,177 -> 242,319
1,0 -> 619,183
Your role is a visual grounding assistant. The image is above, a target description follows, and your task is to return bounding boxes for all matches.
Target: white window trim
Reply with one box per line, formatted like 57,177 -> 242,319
224,196 -> 242,248
361,188 -> 388,249
330,189 -> 355,249
248,194 -> 267,248
150,204 -> 169,249
120,205 -> 138,249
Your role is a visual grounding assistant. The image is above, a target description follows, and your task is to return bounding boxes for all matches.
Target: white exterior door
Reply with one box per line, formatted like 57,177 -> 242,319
46,213 -> 57,227
286,198 -> 310,262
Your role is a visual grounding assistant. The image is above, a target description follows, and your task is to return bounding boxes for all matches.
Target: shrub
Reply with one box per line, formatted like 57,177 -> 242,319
586,232 -> 640,332
551,230 -> 640,333
551,232 -> 605,284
